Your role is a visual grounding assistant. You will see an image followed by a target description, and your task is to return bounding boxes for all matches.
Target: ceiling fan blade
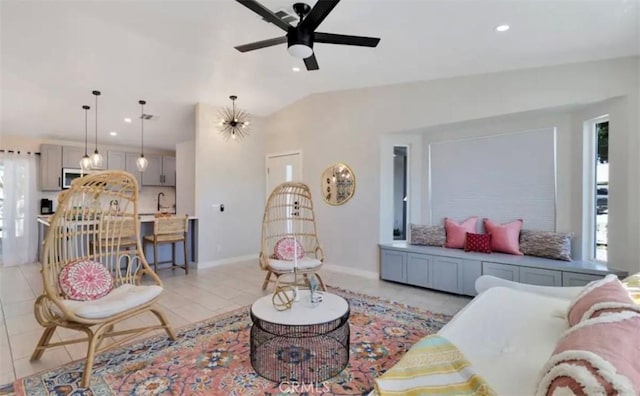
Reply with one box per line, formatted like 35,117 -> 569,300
300,0 -> 340,32
304,54 -> 319,71
235,36 -> 287,52
314,32 -> 380,47
235,0 -> 291,31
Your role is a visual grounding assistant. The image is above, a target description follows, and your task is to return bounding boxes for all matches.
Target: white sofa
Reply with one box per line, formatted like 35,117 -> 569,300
434,276 -> 583,395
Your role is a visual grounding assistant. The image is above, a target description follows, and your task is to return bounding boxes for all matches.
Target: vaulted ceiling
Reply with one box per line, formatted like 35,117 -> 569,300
1,0 -> 638,149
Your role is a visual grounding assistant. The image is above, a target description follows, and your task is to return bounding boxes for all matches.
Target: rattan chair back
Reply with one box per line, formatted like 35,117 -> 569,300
260,182 -> 324,271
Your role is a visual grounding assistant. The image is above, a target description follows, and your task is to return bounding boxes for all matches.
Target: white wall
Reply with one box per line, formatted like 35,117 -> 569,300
176,139 -> 196,216
264,56 -> 639,274
194,103 -> 265,266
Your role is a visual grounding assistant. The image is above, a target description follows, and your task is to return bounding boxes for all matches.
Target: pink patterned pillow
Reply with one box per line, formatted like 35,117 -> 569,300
58,259 -> 114,301
444,217 -> 478,249
464,232 -> 492,253
537,312 -> 640,395
567,274 -> 634,326
483,218 -> 524,255
274,237 -> 305,261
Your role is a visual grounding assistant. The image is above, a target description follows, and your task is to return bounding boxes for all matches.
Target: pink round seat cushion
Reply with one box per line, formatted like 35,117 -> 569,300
274,237 -> 305,261
58,259 -> 114,301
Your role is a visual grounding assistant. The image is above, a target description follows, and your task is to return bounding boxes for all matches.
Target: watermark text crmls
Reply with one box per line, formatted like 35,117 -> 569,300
278,381 -> 331,393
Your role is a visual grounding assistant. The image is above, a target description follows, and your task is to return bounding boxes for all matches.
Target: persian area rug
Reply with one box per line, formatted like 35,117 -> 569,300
6,288 -> 451,396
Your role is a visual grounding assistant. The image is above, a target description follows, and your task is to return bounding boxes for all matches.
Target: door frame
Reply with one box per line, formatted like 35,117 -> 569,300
265,150 -> 303,199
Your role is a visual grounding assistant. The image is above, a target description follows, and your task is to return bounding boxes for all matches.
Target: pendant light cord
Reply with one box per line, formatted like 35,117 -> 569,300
94,93 -> 98,151
140,102 -> 144,156
84,106 -> 89,156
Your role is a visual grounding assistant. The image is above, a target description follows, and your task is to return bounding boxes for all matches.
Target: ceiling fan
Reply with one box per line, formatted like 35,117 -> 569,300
234,0 -> 380,71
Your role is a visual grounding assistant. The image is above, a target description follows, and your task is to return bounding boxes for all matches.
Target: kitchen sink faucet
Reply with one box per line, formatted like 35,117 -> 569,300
157,192 -> 165,212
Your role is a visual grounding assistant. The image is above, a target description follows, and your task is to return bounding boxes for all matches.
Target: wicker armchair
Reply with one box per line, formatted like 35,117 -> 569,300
31,171 -> 176,388
260,182 -> 326,291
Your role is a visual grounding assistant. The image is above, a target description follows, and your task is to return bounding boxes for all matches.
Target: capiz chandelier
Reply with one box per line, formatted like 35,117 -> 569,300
218,95 -> 250,140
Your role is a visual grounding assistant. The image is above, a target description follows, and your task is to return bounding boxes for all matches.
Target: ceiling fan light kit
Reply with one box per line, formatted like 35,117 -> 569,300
234,0 -> 380,71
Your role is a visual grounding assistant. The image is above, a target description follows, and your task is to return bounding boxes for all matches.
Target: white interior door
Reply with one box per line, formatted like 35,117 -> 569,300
266,152 -> 302,198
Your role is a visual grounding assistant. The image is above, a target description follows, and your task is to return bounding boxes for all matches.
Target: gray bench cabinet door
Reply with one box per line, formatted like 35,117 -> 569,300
380,250 -> 406,283
461,260 -> 482,296
407,253 -> 432,288
562,272 -> 602,287
432,257 -> 462,294
483,262 -> 519,282
519,267 -> 562,286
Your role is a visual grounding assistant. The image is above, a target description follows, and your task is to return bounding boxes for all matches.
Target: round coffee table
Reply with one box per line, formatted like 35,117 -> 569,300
250,290 -> 350,383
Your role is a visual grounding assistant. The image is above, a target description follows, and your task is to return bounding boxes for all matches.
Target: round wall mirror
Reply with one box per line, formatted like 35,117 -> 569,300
321,163 -> 355,205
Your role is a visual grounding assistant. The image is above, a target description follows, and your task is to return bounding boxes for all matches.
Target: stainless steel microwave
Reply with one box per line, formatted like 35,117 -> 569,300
62,168 -> 86,189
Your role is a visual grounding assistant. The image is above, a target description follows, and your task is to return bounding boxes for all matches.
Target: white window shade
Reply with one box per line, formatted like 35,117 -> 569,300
429,128 -> 556,231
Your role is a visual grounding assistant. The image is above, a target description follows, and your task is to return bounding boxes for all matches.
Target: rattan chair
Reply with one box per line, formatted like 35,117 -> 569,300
260,182 -> 326,291
32,171 -> 176,388
143,215 -> 189,274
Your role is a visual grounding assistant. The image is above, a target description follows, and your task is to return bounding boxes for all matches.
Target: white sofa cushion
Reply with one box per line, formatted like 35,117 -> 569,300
439,286 -> 570,396
58,284 -> 163,319
268,257 -> 321,272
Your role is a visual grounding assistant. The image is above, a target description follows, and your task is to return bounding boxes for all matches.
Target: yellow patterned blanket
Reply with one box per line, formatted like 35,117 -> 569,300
374,335 -> 495,396
623,272 -> 640,305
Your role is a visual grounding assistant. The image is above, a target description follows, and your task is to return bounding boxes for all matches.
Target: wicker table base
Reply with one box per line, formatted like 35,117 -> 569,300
250,292 -> 350,383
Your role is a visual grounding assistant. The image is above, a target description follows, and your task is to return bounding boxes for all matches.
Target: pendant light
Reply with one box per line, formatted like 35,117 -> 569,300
79,105 -> 92,171
136,100 -> 149,172
90,90 -> 105,169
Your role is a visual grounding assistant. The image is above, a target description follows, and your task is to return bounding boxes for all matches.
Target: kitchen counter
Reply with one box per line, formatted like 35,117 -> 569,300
36,214 -> 199,265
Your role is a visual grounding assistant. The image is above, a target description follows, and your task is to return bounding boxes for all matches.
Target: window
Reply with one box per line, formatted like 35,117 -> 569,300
589,118 -> 609,262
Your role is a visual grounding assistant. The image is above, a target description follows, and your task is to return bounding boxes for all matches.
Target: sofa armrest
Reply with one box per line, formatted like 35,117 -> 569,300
475,275 -> 583,300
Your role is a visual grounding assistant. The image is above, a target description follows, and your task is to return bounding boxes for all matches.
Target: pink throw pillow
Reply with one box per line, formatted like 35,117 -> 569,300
464,233 -> 492,253
58,259 -> 114,301
537,311 -> 640,395
567,274 -> 635,326
274,237 -> 305,261
482,218 -> 523,255
444,217 -> 478,249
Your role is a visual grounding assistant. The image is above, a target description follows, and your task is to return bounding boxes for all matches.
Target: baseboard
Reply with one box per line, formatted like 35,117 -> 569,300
322,264 -> 379,280
196,254 -> 258,269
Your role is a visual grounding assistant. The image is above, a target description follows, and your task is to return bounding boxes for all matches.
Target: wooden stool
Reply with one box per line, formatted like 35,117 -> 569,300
90,217 -> 138,255
143,215 -> 189,274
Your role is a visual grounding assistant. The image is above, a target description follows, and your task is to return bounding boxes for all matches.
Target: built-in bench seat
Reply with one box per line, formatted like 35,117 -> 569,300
379,242 -> 628,296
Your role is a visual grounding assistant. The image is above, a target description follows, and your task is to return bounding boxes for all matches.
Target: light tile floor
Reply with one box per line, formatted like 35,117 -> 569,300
0,260 -> 471,385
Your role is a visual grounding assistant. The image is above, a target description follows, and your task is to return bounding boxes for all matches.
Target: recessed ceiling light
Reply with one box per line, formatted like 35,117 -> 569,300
124,117 -> 132,123
292,66 -> 301,72
109,131 -> 117,136
495,24 -> 510,32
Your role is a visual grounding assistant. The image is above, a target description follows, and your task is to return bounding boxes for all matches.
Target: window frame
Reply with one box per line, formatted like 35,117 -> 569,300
582,114 -> 609,263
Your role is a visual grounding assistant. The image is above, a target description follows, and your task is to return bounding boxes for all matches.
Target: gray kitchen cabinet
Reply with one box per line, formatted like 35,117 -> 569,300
142,154 -> 163,186
406,253 -> 432,288
380,250 -> 406,283
562,272 -> 602,287
124,152 -> 143,190
40,144 -> 63,191
483,262 -> 519,282
432,256 -> 463,293
520,267 -> 562,286
107,151 -> 126,170
62,146 -> 85,169
162,156 -> 176,186
142,155 -> 175,186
